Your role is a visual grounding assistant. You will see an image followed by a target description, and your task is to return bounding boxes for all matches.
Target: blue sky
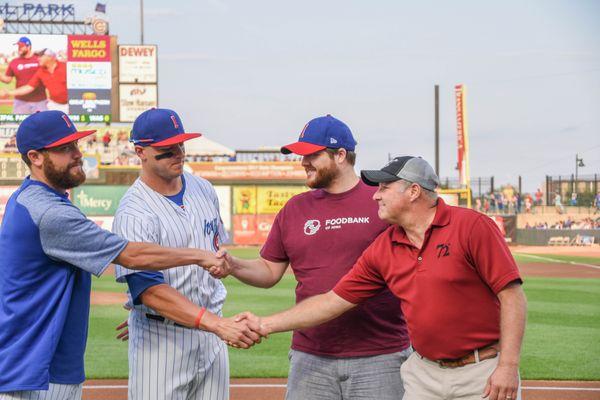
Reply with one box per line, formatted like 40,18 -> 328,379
73,0 -> 599,192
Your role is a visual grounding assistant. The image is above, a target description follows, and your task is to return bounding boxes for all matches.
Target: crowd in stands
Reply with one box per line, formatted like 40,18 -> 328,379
525,217 -> 600,230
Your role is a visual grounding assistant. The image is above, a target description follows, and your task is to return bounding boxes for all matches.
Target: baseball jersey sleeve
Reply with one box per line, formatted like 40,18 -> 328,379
38,201 -> 128,277
260,211 -> 288,263
468,215 -> 522,294
112,212 -> 159,283
333,242 -> 387,304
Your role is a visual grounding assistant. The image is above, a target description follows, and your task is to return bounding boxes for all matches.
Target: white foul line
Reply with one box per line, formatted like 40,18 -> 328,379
518,253 -> 600,270
81,384 -> 600,391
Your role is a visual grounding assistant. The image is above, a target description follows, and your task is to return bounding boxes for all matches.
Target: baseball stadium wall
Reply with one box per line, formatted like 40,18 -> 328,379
1,162 -> 309,245
516,229 -> 600,246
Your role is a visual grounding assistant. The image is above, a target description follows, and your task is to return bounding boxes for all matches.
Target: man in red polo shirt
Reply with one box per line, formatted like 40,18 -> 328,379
237,156 -> 527,400
211,115 -> 410,400
1,49 -> 68,113
0,37 -> 47,114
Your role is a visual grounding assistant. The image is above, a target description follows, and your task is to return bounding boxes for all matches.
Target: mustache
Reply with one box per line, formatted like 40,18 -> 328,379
69,161 -> 83,168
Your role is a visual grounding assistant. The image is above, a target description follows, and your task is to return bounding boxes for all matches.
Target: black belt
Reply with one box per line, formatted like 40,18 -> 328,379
145,313 -> 187,328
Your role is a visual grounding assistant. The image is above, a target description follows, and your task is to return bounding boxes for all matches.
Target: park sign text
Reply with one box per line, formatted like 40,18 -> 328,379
0,3 -> 75,20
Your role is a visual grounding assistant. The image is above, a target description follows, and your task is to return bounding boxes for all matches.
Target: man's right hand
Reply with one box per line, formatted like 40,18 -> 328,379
201,312 -> 263,349
208,249 -> 234,279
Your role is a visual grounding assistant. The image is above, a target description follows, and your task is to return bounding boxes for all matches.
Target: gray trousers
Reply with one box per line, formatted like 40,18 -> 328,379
286,348 -> 411,400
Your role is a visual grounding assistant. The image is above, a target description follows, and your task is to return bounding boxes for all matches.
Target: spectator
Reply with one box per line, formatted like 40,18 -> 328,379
554,192 -> 564,214
570,192 -> 577,206
102,131 -> 111,148
595,190 -> 600,214
475,197 -> 482,213
483,197 -> 490,214
535,188 -> 543,206
524,195 -> 532,213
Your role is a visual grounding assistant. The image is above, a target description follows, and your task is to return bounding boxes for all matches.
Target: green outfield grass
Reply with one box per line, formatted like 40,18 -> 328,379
513,253 -> 600,265
87,250 -> 600,380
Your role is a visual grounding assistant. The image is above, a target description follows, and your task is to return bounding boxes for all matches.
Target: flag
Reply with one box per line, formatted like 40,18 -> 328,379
95,3 -> 106,13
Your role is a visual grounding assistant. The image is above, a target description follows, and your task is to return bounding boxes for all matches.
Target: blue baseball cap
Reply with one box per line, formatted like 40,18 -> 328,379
14,36 -> 31,47
281,115 -> 357,156
130,108 -> 201,147
16,111 -> 96,155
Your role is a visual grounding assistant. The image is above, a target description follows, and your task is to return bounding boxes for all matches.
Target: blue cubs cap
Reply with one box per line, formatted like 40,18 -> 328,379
16,111 -> 96,155
281,114 -> 357,156
15,36 -> 31,47
130,108 -> 201,147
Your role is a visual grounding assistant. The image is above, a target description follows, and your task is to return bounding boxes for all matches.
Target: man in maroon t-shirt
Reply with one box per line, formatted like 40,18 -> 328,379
0,37 -> 47,114
237,156 -> 527,400
1,48 -> 68,114
211,115 -> 410,400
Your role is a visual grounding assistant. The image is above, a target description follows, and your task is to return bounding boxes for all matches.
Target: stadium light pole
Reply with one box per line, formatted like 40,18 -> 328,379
435,85 -> 440,176
575,153 -> 585,190
140,0 -> 145,44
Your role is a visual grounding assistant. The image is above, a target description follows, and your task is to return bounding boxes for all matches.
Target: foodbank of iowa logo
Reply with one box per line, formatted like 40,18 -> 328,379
304,219 -> 321,235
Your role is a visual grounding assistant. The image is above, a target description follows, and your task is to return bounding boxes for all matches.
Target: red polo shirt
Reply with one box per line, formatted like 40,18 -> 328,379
27,61 -> 68,104
333,199 -> 522,360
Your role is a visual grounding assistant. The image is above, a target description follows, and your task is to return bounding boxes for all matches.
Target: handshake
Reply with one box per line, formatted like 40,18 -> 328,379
203,249 -> 270,349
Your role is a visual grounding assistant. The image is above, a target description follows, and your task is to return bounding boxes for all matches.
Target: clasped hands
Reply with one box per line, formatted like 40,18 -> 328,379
202,249 -> 268,349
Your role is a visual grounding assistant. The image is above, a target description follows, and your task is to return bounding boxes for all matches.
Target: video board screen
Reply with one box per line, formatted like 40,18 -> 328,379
0,34 -> 111,123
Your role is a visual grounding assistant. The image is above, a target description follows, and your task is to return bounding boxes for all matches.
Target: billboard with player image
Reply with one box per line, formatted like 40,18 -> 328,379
0,34 -> 111,123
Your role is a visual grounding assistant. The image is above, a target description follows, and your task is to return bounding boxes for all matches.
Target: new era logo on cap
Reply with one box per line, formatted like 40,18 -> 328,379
130,108 -> 202,147
281,115 -> 357,156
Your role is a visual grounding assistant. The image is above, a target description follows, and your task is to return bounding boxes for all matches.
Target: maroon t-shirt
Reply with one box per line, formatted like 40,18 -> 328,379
6,56 -> 47,102
261,181 -> 410,357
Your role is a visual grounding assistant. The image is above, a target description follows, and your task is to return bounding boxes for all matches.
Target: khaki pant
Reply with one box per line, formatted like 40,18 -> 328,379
401,352 -> 521,400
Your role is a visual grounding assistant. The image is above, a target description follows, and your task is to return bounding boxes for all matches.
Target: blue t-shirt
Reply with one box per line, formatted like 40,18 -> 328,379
0,178 -> 128,392
124,176 -> 186,304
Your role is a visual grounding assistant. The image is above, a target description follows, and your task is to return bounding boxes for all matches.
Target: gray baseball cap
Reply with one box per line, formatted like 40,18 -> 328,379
361,156 -> 440,191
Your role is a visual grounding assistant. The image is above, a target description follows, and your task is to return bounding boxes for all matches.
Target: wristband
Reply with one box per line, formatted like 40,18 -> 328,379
194,307 -> 207,329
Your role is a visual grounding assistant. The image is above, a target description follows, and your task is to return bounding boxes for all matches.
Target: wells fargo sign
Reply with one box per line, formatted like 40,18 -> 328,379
190,162 -> 306,181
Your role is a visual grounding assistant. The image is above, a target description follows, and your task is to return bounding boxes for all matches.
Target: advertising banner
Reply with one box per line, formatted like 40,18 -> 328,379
233,186 -> 257,214
190,162 -> 306,181
71,185 -> 129,216
256,186 -> 306,214
0,153 -> 28,180
490,215 -> 517,243
118,45 -> 158,83
0,34 -> 111,123
231,214 -> 276,245
454,84 -> 469,187
0,185 -> 18,224
119,84 -> 158,122
256,214 -> 276,242
214,185 -> 231,232
232,214 -> 258,245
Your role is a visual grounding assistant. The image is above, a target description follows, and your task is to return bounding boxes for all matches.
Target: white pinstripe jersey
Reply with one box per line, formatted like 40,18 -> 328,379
113,172 -> 228,315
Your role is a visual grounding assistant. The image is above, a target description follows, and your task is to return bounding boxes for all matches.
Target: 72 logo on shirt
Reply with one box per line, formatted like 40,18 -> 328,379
436,243 -> 450,258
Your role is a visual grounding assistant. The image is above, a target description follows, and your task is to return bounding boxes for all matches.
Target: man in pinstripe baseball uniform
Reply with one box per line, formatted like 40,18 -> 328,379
0,111 -> 242,400
113,108 -> 254,400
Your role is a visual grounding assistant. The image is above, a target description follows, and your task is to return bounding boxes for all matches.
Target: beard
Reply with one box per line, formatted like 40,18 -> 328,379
43,154 -> 86,190
306,162 -> 338,189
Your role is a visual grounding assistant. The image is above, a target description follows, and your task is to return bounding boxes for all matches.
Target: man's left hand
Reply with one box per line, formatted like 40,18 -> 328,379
483,364 -> 519,400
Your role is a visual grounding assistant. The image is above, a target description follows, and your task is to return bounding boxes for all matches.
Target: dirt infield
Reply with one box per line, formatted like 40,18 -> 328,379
519,262 -> 600,278
81,379 -> 600,400
512,245 -> 600,258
